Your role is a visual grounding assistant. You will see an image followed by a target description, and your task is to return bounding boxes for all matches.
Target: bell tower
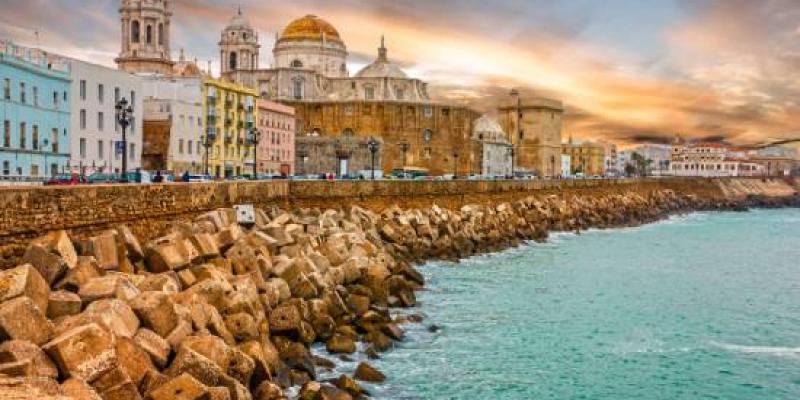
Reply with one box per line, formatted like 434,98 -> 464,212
116,0 -> 174,75
219,7 -> 260,77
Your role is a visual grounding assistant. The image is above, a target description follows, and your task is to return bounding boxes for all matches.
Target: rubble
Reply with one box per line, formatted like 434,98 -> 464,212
0,189 -> 751,398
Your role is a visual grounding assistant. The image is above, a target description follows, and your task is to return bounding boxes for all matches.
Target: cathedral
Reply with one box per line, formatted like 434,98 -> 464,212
220,12 -> 479,175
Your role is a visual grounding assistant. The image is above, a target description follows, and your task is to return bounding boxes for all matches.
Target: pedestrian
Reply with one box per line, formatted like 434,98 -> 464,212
182,171 -> 190,182
153,170 -> 164,183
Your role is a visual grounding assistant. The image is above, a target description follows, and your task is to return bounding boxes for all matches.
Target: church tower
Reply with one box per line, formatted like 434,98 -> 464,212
219,7 -> 260,76
116,0 -> 174,75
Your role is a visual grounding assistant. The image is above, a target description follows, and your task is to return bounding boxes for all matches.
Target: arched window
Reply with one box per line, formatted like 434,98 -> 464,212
158,23 -> 164,45
423,129 -> 433,142
229,52 -> 238,70
131,21 -> 140,43
146,25 -> 153,44
291,60 -> 303,68
343,128 -> 355,137
292,78 -> 304,100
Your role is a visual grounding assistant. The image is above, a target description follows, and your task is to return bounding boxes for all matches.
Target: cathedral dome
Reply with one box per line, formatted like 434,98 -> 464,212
355,37 -> 408,79
279,15 -> 343,44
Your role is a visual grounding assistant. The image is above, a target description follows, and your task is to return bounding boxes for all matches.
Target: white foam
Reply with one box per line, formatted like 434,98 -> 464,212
711,341 -> 800,359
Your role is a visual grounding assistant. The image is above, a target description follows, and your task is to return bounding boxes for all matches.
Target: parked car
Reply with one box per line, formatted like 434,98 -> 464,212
45,173 -> 87,186
186,174 -> 213,182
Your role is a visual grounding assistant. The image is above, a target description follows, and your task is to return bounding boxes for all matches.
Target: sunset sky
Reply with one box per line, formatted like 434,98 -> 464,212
2,0 -> 799,147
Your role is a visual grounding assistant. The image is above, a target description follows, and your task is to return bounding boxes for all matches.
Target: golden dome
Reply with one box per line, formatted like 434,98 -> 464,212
279,15 -> 343,44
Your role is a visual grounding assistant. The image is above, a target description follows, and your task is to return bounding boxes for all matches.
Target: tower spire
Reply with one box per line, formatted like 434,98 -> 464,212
378,35 -> 387,61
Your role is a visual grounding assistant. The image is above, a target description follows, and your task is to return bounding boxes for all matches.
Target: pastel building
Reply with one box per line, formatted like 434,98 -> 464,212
67,58 -> 144,175
256,99 -> 295,176
202,77 -> 257,178
0,41 -> 71,181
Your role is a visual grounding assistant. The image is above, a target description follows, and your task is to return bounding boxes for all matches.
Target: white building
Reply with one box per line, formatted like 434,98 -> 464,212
597,141 -> 618,176
670,141 -> 764,177
67,59 -> 144,174
141,75 -> 204,173
471,115 -> 511,177
561,154 -> 571,178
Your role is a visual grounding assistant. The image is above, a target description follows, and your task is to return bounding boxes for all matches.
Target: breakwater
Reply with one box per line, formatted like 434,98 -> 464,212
0,178 -> 797,399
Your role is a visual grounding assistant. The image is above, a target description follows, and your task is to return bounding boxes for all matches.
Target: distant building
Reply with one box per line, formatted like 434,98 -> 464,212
116,0 -> 174,75
141,75 -> 204,173
295,135 -> 383,177
256,99 -> 296,176
498,97 -> 564,177
202,77 -> 257,178
670,139 -> 764,177
597,141 -> 618,176
0,41 -> 71,181
471,115 -> 512,177
562,137 -> 605,176
67,58 -> 144,175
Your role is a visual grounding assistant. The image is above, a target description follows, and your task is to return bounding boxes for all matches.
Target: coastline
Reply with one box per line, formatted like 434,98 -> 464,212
0,181 -> 798,399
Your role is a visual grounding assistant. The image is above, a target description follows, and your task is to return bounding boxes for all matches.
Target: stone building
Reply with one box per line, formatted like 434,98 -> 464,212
295,135 -> 383,178
471,115 -> 512,177
141,75 -> 204,173
256,99 -> 295,176
562,138 -> 605,176
498,96 -> 564,177
220,12 -> 479,175
116,0 -> 174,75
0,41 -> 71,181
202,77 -> 257,178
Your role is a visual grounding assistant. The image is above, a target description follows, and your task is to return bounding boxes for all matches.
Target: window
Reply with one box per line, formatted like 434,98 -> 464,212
19,82 -> 25,103
130,91 -> 135,107
292,79 -> 303,100
344,105 -> 354,116
51,128 -> 58,153
291,59 -> 303,68
114,87 -> 120,103
423,129 -> 433,142
187,140 -> 193,155
33,86 -> 38,106
98,140 -> 104,160
2,161 -> 8,175
365,87 -> 375,100
19,123 -> 26,149
132,21 -> 140,43
2,120 -> 9,147
424,105 -> 433,118
53,91 -> 58,107
179,139 -> 184,154
115,141 -> 121,160
229,52 -> 238,70
63,91 -> 67,102
30,164 -> 39,177
129,143 -> 135,160
424,147 -> 432,159
79,138 -> 86,159
98,84 -> 104,104
98,112 -> 104,131
158,23 -> 164,46
80,110 -> 86,130
3,78 -> 9,100
32,125 -> 38,150
146,25 -> 153,44
395,88 -> 404,100
80,80 -> 86,100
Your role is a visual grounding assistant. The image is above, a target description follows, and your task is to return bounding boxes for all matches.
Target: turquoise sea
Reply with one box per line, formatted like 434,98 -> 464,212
360,209 -> 800,399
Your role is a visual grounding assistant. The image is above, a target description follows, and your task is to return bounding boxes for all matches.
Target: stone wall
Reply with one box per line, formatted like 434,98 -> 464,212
0,177 -> 795,267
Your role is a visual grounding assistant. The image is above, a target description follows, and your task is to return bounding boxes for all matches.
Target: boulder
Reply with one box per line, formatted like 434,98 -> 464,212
353,362 -> 385,382
86,233 -> 120,271
84,298 -> 140,338
61,378 -> 102,400
128,291 -> 179,337
56,256 -> 102,293
0,340 -> 58,379
134,328 -> 171,369
21,244 -> 68,286
78,275 -> 140,303
115,225 -> 143,262
115,336 -> 154,386
269,304 -> 302,336
0,296 -> 53,345
42,323 -> 116,382
145,242 -> 190,273
325,335 -> 355,354
46,290 -> 82,319
149,373 -> 209,400
0,264 -> 50,314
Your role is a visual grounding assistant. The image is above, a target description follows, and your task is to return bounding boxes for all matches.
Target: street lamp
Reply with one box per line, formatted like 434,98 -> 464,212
203,127 -> 217,176
399,139 -> 410,174
114,98 -> 133,183
248,127 -> 261,180
452,150 -> 459,179
367,137 -> 380,180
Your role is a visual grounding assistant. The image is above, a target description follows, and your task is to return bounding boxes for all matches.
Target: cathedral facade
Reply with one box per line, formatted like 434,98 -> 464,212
220,13 -> 478,175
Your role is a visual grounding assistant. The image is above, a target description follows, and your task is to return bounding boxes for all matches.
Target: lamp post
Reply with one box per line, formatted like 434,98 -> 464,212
203,127 -> 217,176
114,98 -> 133,183
367,137 -> 380,180
248,127 -> 261,180
452,150 -> 459,179
399,139 -> 410,175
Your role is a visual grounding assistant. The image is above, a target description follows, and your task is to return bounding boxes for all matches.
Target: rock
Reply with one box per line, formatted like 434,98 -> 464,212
325,335 -> 356,354
353,362 -> 386,382
279,341 -> 315,379
227,347 -> 255,386
145,242 -> 190,273
134,328 -> 172,369
381,323 -> 405,341
115,225 -> 143,262
253,381 -> 284,400
269,303 -> 302,336
56,256 -> 102,293
42,323 -> 116,382
165,345 -> 227,387
334,375 -> 365,398
319,385 -> 353,400
149,373 -> 209,400
115,336 -> 154,386
225,312 -> 258,342
137,274 -> 181,293
128,291 -> 179,337
84,298 -> 140,338
0,264 -> 50,315
0,340 -> 58,378
0,296 -> 53,345
86,233 -> 120,271
46,290 -> 82,319
166,319 -> 195,350
61,378 -> 103,400
78,275 -> 139,303
345,294 -> 370,317
21,243 -> 68,286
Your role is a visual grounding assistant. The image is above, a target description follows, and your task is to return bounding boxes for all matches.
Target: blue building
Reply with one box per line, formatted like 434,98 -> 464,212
1,41 -> 71,182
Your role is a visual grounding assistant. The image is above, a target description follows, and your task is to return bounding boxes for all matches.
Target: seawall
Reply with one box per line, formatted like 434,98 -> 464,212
0,177 -> 796,267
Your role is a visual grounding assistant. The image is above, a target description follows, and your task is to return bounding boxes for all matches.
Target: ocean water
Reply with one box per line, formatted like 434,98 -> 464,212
362,209 -> 800,399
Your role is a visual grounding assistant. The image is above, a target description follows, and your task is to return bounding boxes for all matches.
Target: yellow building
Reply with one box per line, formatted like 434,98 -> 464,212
562,138 -> 605,176
202,78 -> 258,178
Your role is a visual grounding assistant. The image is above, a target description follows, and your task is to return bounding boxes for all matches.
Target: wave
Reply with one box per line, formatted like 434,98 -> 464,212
711,341 -> 800,359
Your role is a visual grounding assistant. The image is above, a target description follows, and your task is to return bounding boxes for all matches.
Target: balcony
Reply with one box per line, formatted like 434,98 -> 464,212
224,118 -> 233,127
224,134 -> 233,145
224,99 -> 233,108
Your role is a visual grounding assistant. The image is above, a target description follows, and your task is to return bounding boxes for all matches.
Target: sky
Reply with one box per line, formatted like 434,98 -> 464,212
2,0 -> 799,147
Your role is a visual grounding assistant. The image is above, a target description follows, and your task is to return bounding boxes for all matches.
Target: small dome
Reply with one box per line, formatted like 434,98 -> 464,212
227,7 -> 251,29
355,37 -> 408,79
279,15 -> 343,44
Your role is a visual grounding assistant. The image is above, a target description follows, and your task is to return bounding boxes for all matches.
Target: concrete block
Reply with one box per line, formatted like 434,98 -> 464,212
0,296 -> 53,345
